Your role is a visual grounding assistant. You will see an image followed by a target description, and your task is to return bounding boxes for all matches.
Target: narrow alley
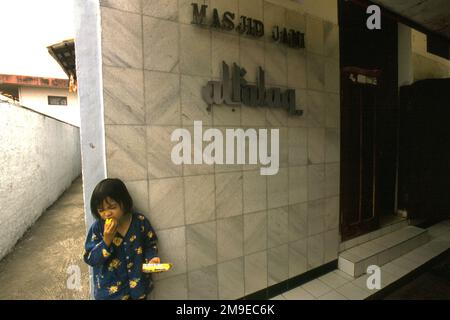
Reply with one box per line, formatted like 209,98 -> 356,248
0,176 -> 89,299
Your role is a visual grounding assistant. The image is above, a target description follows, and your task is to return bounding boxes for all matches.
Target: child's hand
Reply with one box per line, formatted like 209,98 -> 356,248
148,257 -> 160,264
103,218 -> 118,247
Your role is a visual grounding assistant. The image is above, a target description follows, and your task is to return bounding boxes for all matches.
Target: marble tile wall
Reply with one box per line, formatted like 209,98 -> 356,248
100,0 -> 340,299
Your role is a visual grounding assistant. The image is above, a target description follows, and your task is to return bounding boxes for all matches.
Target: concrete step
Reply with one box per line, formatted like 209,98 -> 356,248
338,226 -> 430,277
339,218 -> 409,252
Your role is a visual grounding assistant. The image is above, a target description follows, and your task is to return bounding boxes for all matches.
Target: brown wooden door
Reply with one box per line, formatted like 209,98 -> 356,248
340,68 -> 382,241
338,0 -> 399,242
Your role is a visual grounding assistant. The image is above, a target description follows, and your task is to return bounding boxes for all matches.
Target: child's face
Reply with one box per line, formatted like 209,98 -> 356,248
97,197 -> 125,221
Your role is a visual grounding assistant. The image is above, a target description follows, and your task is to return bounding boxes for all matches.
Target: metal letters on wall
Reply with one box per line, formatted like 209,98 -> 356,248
202,62 -> 303,116
191,3 -> 305,49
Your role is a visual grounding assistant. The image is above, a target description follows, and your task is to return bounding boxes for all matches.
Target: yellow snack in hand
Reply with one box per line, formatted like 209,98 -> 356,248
105,218 -> 113,227
142,263 -> 173,273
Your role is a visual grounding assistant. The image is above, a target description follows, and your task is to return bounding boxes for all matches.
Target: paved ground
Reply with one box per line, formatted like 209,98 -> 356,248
382,252 -> 450,299
0,176 -> 90,299
273,220 -> 450,300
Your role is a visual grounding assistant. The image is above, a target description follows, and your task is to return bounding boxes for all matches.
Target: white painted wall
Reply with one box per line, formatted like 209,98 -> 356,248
74,0 -> 106,232
397,24 -> 450,85
74,0 -> 106,299
19,86 -> 80,127
411,29 -> 450,81
0,101 -> 82,261
398,23 -> 413,87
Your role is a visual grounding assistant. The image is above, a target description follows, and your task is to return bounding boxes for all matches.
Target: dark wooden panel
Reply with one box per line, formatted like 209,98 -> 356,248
339,0 -> 399,241
398,79 -> 450,224
340,73 -> 380,240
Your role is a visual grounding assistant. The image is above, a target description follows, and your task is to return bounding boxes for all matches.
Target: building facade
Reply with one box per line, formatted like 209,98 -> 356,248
75,0 -> 450,299
0,74 -> 79,126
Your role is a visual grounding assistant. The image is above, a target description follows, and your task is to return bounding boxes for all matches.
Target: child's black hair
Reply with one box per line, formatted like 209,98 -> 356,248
90,178 -> 133,220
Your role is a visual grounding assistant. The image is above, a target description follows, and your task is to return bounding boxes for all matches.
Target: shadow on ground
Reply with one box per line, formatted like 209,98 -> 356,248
383,251 -> 450,300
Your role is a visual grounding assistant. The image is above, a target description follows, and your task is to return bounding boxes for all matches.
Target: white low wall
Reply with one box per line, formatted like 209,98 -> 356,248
0,100 -> 82,261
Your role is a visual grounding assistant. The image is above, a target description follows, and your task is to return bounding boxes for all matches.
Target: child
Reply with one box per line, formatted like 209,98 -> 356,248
83,178 -> 159,300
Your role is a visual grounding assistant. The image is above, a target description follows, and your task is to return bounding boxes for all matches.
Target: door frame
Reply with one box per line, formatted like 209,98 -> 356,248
338,0 -> 399,242
340,67 -> 383,241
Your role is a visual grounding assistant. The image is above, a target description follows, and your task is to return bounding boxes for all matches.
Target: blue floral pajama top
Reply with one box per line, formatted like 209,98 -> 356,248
83,213 -> 158,300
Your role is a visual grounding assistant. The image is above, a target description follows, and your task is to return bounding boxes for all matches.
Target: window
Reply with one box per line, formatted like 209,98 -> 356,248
48,96 -> 67,105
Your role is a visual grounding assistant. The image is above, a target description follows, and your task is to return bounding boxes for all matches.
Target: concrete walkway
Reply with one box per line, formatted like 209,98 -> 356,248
272,220 -> 450,300
0,176 -> 90,299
